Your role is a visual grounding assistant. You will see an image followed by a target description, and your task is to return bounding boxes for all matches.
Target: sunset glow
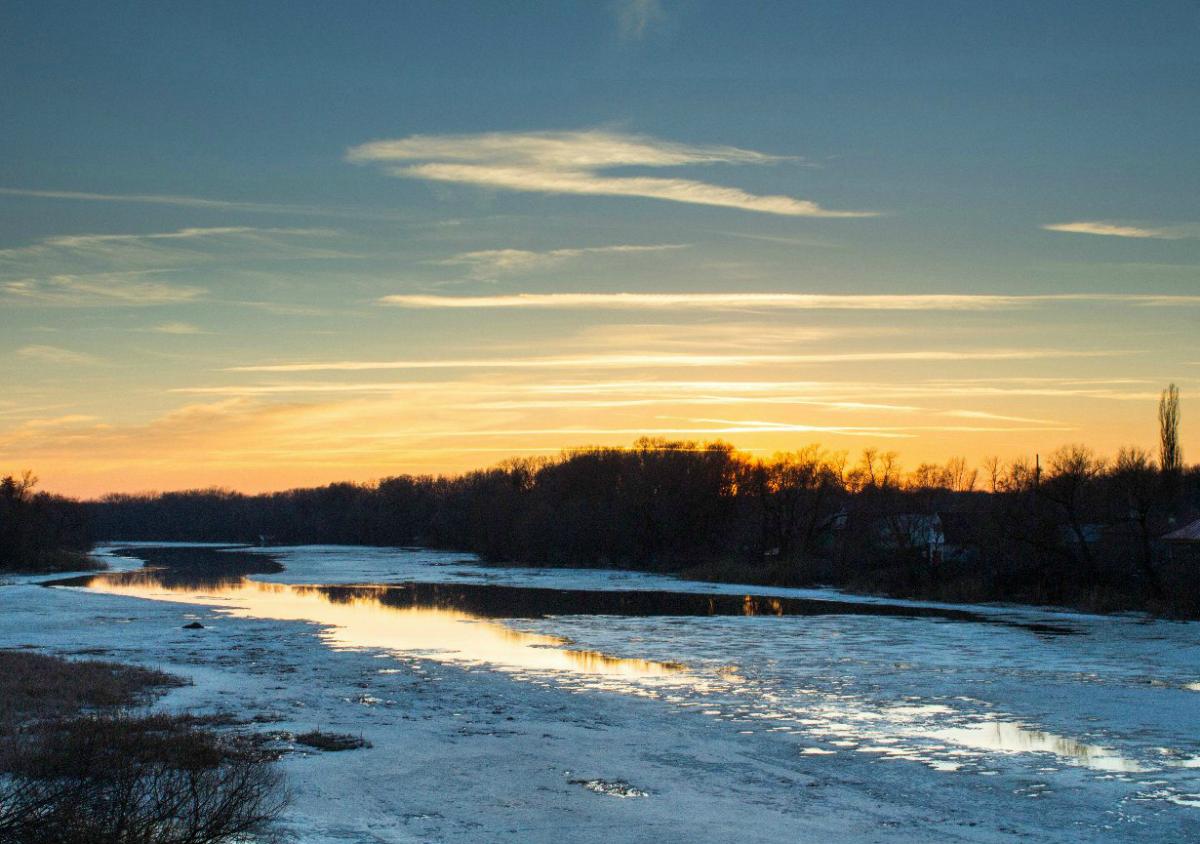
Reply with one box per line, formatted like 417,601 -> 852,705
2,3 -> 1196,496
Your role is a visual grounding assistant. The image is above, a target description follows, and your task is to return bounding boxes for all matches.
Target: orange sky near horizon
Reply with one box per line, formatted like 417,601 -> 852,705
8,367 -> 1193,499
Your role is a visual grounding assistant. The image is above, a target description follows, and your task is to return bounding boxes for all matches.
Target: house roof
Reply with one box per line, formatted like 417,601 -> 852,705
1161,518 -> 1200,542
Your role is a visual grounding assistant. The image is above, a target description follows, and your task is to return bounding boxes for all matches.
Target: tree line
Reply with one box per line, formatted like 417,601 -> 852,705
4,387 -> 1197,614
0,472 -> 92,573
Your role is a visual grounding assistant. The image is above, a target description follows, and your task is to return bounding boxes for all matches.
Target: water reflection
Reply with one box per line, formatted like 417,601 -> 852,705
68,545 -> 992,623
928,721 -> 1144,772
77,573 -> 687,683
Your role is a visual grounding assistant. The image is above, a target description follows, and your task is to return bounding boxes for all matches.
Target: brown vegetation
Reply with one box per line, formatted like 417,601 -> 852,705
294,730 -> 371,752
0,651 -> 286,844
0,649 -> 182,722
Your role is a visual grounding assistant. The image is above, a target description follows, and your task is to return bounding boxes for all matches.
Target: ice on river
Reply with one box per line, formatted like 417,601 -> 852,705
3,543 -> 1199,842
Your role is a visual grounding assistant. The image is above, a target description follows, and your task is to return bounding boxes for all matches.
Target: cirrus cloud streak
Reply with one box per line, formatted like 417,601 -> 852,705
378,292 -> 1200,310
1042,221 -> 1198,239
226,348 -> 1122,374
347,130 -> 874,218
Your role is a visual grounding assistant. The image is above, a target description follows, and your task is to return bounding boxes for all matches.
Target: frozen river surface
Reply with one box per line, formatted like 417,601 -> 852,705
4,543 -> 1200,842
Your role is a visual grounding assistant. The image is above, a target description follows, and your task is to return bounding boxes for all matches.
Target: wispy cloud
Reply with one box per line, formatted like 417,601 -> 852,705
430,424 -> 917,439
465,395 -> 926,413
378,291 -> 1200,310
227,348 -> 1119,374
14,414 -> 101,429
715,231 -> 842,249
1042,221 -> 1196,239
172,382 -> 434,396
170,380 -> 930,416
943,409 -> 1060,425
439,243 -> 687,279
0,186 -> 412,222
162,379 -> 1104,430
15,344 -> 103,366
37,226 -> 336,249
616,0 -> 666,40
0,225 -> 341,269
0,226 -> 346,307
347,130 -> 874,217
147,322 -> 206,335
567,322 -> 875,351
529,378 -> 1163,402
3,272 -> 205,306
673,416 -> 1071,435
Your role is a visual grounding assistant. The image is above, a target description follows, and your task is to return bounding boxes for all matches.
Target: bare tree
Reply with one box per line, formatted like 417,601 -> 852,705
981,456 -> 1002,493
1041,444 -> 1107,579
878,451 -> 901,489
909,463 -> 950,490
945,457 -> 977,492
1113,446 -> 1164,597
859,448 -> 879,489
1159,383 -> 1182,473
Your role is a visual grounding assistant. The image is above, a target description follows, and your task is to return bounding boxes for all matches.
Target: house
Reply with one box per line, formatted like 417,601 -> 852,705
1161,518 -> 1200,564
1162,518 -> 1200,543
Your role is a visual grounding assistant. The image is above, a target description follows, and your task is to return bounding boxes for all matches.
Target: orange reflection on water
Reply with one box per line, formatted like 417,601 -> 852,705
79,575 -> 686,682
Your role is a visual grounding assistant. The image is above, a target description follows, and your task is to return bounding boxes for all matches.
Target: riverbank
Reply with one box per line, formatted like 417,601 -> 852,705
0,549 -> 106,575
672,554 -> 1191,619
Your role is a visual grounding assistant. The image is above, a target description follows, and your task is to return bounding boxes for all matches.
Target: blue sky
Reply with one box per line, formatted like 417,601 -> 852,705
2,1 -> 1198,494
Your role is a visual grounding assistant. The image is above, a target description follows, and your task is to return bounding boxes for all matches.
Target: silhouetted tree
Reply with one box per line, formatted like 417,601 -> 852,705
1160,383 -> 1182,474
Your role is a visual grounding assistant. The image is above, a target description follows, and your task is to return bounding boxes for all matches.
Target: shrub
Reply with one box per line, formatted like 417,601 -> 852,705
0,653 -> 287,844
0,714 -> 287,844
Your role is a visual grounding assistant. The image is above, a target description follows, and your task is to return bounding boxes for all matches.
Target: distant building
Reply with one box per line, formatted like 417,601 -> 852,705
1162,518 -> 1200,543
1161,518 -> 1200,564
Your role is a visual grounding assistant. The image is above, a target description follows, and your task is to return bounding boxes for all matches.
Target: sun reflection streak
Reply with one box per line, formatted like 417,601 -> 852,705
78,575 -> 689,684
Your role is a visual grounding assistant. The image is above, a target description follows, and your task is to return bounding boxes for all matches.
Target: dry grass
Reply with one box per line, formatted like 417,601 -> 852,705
678,556 -> 822,588
0,650 -> 184,723
295,729 -> 371,752
0,652 -> 287,843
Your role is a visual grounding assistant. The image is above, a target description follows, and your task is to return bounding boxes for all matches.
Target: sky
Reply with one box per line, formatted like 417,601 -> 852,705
2,0 -> 1198,496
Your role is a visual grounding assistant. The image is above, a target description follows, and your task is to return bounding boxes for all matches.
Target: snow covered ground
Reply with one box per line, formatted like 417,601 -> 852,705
2,543 -> 1199,842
